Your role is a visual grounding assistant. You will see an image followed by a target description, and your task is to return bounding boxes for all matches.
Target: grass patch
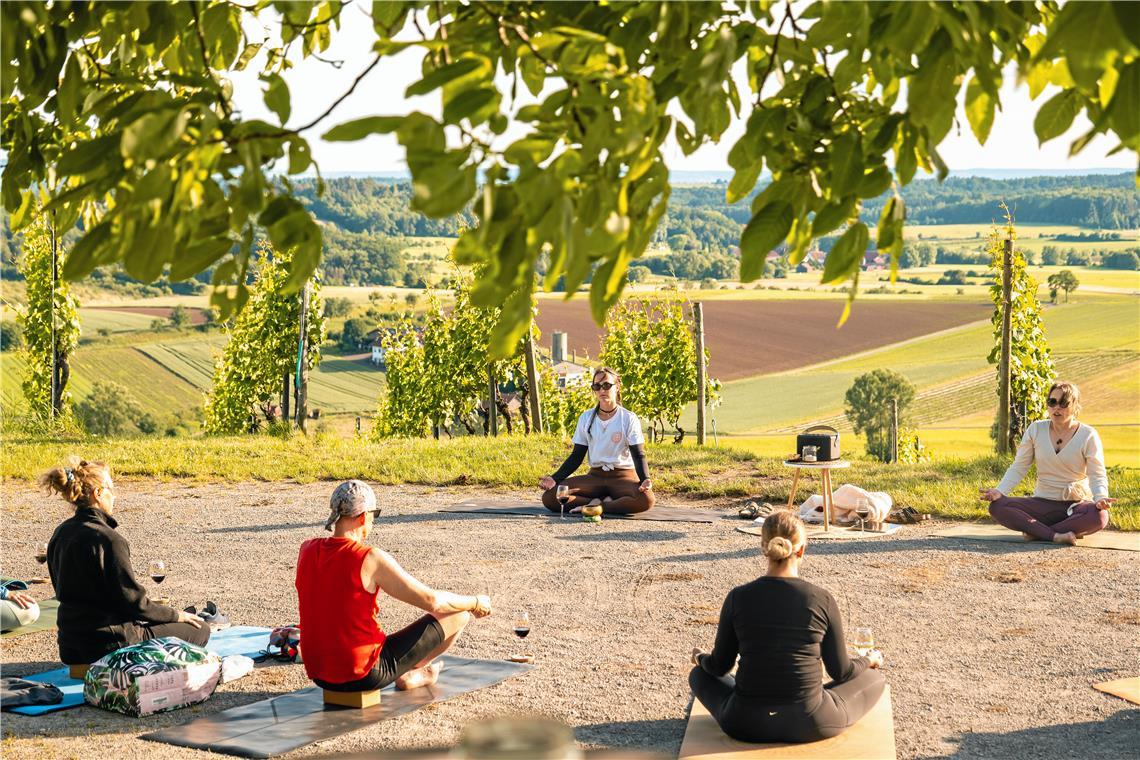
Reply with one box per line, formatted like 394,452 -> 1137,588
2,434 -> 1136,530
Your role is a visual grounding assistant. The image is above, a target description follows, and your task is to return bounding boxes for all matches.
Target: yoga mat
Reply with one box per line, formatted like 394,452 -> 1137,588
0,598 -> 59,638
4,625 -> 272,716
441,500 -> 718,523
142,655 -> 533,758
1093,677 -> 1140,705
736,523 -> 902,541
680,686 -> 895,760
934,523 -> 1140,552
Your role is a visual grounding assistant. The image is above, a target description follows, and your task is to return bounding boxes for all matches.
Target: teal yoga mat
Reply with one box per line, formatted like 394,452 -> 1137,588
4,626 -> 272,716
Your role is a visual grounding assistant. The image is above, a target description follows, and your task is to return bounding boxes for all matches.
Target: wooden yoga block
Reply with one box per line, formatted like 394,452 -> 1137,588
680,685 -> 895,760
68,664 -> 90,679
322,689 -> 382,709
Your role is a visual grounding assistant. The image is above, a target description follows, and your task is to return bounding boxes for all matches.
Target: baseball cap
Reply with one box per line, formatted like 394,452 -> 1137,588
324,480 -> 380,530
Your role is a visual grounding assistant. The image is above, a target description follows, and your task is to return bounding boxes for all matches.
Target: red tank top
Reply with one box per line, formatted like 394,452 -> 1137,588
295,537 -> 387,683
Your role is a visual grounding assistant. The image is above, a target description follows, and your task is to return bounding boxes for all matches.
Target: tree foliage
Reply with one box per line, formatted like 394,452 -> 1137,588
75,380 -> 153,436
986,214 -> 1055,451
844,369 -> 916,462
203,244 -> 324,434
599,298 -> 719,442
17,214 -> 80,421
1046,269 -> 1080,302
3,2 -> 1137,354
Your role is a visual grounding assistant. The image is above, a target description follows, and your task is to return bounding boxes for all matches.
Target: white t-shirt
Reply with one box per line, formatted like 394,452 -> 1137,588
571,406 -> 646,471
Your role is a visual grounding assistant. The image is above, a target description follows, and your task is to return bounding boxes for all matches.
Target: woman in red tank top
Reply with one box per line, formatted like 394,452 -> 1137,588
295,480 -> 492,692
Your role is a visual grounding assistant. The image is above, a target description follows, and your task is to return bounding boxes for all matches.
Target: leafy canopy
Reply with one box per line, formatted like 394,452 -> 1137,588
844,368 -> 916,463
3,1 -> 1138,355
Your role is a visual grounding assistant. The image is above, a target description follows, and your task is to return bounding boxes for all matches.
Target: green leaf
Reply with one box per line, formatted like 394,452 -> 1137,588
121,109 -> 189,161
57,134 -> 120,175
288,138 -> 312,174
812,197 -> 855,238
1033,89 -> 1081,145
830,132 -> 863,198
57,55 -> 81,125
821,222 -> 869,284
442,87 -> 499,125
1107,60 -> 1140,149
62,221 -> 112,280
406,58 -> 485,97
322,115 -> 404,141
263,73 -> 290,125
726,161 -> 763,204
857,164 -> 892,198
170,238 -> 232,281
372,0 -> 409,35
411,160 -> 477,217
234,42 -> 262,71
739,201 -> 793,282
965,74 -> 996,145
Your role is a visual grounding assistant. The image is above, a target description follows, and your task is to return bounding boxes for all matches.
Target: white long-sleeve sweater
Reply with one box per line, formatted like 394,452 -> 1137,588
996,420 -> 1110,502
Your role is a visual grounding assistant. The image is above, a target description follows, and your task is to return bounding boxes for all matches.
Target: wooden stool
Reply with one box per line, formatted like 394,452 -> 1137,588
322,689 -> 381,708
68,664 -> 90,679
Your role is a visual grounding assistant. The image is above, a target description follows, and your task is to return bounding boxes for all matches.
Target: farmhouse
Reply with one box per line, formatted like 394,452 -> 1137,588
551,360 -> 589,388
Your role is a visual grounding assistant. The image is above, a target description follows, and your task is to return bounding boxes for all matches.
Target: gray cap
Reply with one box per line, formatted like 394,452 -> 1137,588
324,480 -> 379,530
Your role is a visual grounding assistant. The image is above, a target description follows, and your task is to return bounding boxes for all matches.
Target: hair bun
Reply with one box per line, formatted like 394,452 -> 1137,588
764,536 -> 793,561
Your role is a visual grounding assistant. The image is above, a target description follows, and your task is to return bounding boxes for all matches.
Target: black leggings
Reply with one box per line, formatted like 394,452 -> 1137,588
127,620 -> 211,648
317,614 -> 444,692
688,665 -> 886,743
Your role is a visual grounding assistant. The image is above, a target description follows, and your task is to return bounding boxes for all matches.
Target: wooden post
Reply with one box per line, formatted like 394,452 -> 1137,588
997,238 -> 1013,455
295,282 -> 311,432
890,398 -> 899,463
487,365 -> 498,436
524,328 -> 544,434
355,416 -> 361,435
693,302 -> 706,446
49,217 -> 58,419
281,373 -> 290,422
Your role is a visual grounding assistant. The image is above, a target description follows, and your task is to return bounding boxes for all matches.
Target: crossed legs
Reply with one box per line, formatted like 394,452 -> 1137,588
989,496 -> 1109,543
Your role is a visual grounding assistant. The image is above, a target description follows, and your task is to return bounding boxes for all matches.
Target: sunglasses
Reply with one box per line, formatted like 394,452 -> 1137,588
591,381 -> 615,391
1047,398 -> 1069,408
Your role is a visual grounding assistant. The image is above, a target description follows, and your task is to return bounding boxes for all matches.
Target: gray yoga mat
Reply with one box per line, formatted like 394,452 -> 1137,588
141,656 -> 533,758
1,598 -> 58,638
441,500 -> 718,523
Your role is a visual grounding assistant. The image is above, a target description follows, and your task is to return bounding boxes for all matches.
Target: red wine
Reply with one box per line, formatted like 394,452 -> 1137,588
513,627 -> 530,639
34,554 -> 47,564
558,497 -> 570,507
151,575 -> 166,584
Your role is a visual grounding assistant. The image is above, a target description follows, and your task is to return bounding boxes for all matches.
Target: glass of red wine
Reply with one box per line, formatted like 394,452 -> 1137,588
34,542 -> 48,565
148,559 -> 167,585
556,485 -> 570,519
512,610 -> 531,640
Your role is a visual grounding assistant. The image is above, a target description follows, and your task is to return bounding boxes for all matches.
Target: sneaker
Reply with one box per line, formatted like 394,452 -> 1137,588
196,601 -> 231,631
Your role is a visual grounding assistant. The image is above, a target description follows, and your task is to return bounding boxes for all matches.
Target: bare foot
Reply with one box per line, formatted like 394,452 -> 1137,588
1021,532 -> 1037,542
1052,531 -> 1077,546
395,660 -> 443,690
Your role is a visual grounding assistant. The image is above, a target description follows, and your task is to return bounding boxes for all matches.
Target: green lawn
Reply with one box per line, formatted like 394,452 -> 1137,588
1,433 -> 1135,529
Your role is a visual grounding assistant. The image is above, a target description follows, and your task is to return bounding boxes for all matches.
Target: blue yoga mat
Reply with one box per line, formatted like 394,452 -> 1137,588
6,626 -> 272,716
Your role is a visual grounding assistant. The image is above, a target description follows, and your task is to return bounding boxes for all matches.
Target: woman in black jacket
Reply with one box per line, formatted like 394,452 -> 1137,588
42,459 -> 208,665
689,509 -> 886,743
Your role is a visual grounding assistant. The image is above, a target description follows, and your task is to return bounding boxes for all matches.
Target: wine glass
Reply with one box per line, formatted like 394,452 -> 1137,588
148,559 -> 167,585
512,611 -> 531,641
555,485 -> 570,519
852,626 -> 874,657
853,498 -> 872,532
34,542 -> 49,565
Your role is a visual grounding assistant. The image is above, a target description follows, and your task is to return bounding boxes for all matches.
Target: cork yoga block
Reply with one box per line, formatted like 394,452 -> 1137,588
322,689 -> 382,709
68,664 -> 90,679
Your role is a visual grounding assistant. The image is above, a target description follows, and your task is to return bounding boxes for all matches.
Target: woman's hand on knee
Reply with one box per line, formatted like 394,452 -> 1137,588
865,650 -> 884,669
177,610 -> 204,628
539,476 -> 555,491
691,648 -> 707,665
638,479 -> 652,493
979,488 -> 1003,502
471,594 -> 492,618
6,591 -> 35,609
1095,497 -> 1115,511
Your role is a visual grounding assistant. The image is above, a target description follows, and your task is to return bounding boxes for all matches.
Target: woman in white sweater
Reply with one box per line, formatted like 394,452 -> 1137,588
980,381 -> 1114,545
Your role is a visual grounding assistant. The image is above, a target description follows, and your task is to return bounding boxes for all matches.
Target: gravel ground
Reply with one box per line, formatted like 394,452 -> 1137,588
2,480 -> 1138,759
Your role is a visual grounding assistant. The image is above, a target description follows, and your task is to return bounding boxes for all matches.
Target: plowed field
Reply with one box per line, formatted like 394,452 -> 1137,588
534,299 -> 991,380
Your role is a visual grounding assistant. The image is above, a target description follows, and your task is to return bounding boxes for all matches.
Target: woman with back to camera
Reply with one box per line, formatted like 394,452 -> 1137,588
42,458 -> 208,665
981,380 -> 1114,545
688,510 -> 886,744
539,367 -> 655,515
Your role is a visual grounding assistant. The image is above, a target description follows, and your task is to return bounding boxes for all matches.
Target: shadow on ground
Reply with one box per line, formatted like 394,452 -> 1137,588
930,709 -> 1139,758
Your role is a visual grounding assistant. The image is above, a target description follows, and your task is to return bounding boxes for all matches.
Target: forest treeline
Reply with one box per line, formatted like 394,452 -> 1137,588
2,173 -> 1136,288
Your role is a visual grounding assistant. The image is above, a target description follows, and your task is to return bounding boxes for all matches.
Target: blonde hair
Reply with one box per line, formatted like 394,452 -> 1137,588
1048,380 -> 1081,416
761,509 -> 806,562
38,458 -> 112,509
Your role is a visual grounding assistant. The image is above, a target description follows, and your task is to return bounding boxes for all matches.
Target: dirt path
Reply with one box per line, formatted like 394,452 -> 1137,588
2,481 -> 1137,759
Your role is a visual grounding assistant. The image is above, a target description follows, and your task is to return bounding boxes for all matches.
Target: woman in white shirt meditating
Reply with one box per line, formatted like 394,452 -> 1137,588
980,381 -> 1114,545
539,367 -> 654,515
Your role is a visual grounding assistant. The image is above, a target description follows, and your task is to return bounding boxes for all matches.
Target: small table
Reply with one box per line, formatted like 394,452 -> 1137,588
784,459 -> 851,532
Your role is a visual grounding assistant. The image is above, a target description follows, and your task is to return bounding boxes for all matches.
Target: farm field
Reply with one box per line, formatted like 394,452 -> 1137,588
907,222 -> 1139,250
685,298 -> 1140,435
534,298 -> 991,380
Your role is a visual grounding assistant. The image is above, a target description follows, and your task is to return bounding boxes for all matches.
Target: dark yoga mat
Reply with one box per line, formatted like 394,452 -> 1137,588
441,500 -> 718,523
142,655 -> 533,758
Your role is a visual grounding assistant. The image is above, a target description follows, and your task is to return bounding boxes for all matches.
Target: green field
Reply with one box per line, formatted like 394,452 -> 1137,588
78,308 -> 161,333
686,298 -> 1140,435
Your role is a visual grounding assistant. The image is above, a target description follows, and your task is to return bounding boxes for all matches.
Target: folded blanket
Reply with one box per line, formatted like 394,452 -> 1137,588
799,483 -> 892,524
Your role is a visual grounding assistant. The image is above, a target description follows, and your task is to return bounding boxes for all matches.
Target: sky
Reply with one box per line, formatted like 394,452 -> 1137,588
229,5 -> 1135,177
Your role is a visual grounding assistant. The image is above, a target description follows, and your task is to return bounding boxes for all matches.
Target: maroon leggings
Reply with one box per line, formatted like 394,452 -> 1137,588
542,468 -> 655,515
989,496 -> 1109,541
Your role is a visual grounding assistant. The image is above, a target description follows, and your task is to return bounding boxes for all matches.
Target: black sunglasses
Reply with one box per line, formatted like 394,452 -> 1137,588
591,381 -> 615,391
1047,398 -> 1069,408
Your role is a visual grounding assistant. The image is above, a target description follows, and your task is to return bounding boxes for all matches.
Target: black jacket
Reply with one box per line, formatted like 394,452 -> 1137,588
47,507 -> 178,663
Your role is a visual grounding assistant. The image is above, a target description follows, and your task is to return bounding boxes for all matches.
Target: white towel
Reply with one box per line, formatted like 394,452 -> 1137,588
798,484 -> 892,524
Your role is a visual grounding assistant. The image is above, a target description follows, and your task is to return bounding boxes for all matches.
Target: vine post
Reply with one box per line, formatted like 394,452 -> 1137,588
524,327 -> 544,434
295,281 -> 311,432
693,302 -> 706,446
487,365 -> 498,436
890,397 -> 899,464
997,237 -> 1013,455
49,216 -> 58,418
